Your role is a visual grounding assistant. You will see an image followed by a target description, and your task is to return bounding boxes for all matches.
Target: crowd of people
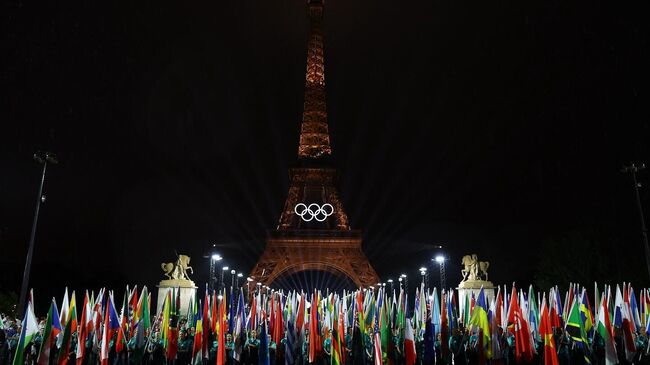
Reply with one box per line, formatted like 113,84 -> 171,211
1,282 -> 650,365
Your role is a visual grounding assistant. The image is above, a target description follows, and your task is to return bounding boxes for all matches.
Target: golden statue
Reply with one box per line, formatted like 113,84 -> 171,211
461,254 -> 489,282
161,254 -> 194,281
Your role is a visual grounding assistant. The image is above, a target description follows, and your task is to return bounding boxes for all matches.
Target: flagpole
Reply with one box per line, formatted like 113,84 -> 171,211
621,163 -> 650,280
18,151 -> 57,317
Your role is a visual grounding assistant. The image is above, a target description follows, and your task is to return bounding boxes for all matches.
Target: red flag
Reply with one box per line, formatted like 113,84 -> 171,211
441,291 -> 450,356
217,290 -> 226,365
539,298 -> 559,365
296,293 -> 305,333
202,290 -> 210,358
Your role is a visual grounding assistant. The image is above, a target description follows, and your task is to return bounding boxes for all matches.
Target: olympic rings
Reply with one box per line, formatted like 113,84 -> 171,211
294,203 -> 334,222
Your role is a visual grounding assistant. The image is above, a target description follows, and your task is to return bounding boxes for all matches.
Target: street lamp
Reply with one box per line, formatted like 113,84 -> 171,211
236,273 -> 243,287
387,279 -> 393,293
231,269 -> 236,288
246,277 -> 253,299
221,266 -> 229,291
419,267 -> 428,287
17,151 -> 57,317
434,255 -> 446,290
209,253 -> 222,293
400,274 -> 408,294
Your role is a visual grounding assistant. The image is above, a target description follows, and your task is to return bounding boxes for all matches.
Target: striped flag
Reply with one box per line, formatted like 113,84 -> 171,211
37,299 -> 62,365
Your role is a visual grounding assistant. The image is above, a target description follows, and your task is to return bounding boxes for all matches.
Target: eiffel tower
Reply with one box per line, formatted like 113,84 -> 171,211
248,0 -> 380,288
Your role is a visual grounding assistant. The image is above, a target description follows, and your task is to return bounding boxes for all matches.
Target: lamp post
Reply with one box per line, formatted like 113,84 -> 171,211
622,163 -> 650,280
237,273 -> 243,288
17,151 -> 57,317
231,269 -> 236,289
419,267 -> 428,288
434,255 -> 447,290
246,277 -> 253,301
209,253 -> 222,293
221,266 -> 229,292
387,279 -> 393,293
400,274 -> 408,294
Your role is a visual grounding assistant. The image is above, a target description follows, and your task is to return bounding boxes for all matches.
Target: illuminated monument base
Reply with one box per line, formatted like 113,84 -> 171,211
156,279 -> 197,315
249,230 -> 380,288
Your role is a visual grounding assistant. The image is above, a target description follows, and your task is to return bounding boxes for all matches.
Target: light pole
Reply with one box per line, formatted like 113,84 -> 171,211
221,266 -> 229,292
400,274 -> 408,294
434,255 -> 446,290
419,267 -> 428,288
246,277 -> 253,301
18,151 -> 57,317
387,279 -> 393,294
622,163 -> 650,280
237,273 -> 243,288
209,253 -> 222,293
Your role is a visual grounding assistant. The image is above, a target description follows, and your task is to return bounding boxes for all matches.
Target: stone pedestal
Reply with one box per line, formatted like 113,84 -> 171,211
156,279 -> 197,315
457,280 -> 496,320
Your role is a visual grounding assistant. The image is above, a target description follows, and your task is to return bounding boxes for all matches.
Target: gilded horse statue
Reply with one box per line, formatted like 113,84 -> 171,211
461,254 -> 489,282
161,254 -> 194,281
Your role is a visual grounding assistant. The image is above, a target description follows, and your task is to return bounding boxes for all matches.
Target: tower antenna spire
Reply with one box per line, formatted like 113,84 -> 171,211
298,0 -> 332,159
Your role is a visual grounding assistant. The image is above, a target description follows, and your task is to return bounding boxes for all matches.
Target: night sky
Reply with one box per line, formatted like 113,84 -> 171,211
2,0 -> 649,307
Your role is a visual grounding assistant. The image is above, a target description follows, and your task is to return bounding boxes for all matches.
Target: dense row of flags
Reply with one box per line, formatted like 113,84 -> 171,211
3,281 -> 650,365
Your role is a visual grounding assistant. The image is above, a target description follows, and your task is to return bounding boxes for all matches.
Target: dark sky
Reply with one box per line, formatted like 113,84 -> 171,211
2,0 -> 649,305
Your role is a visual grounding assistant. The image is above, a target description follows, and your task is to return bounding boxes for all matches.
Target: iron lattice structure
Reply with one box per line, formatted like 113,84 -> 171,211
249,0 -> 380,288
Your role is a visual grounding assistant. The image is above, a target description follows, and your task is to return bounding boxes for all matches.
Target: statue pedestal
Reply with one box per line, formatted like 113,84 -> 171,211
156,279 -> 197,315
457,280 -> 496,319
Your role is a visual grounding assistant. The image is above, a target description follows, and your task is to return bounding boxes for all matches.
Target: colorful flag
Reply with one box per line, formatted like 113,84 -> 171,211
539,297 -> 559,365
469,287 -> 491,364
12,300 -> 39,365
596,294 -> 617,365
76,291 -> 93,365
100,294 -> 122,365
565,298 -> 590,364
404,318 -> 417,365
37,299 -> 62,365
58,291 -> 77,365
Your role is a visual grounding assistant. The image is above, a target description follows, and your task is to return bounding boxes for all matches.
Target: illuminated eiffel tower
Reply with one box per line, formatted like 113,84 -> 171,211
248,0 -> 380,289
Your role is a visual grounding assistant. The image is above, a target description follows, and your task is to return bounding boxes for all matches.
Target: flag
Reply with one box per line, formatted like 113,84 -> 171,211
441,291 -> 450,356
76,291 -> 93,365
579,289 -> 593,336
60,288 -> 69,327
217,290 -> 226,365
100,294 -> 121,365
37,299 -> 62,365
404,318 -> 417,365
202,288 -> 210,359
565,298 -> 590,364
259,319 -> 270,365
373,290 -> 382,365
332,305 -> 343,365
596,294 -> 617,365
234,289 -> 246,362
12,300 -> 39,365
192,300 -> 204,365
166,288 -> 180,361
115,294 -> 128,354
58,291 -> 77,365
130,287 -> 150,365
539,297 -> 559,365
469,287 -> 491,364
508,286 -> 533,363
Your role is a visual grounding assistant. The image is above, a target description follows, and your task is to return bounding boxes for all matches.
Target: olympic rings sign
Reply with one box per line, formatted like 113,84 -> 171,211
294,203 -> 334,222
